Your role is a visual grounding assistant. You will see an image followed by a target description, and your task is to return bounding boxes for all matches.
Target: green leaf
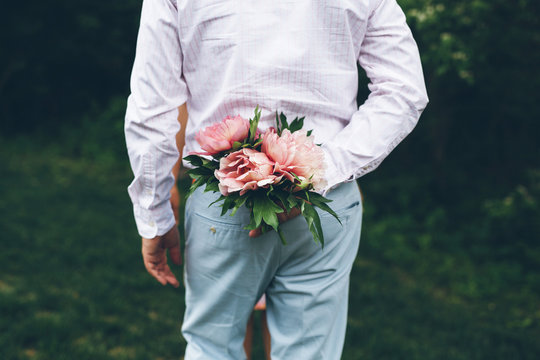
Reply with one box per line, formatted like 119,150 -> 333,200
260,222 -> 272,235
279,112 -> 288,132
252,138 -> 263,148
204,180 -> 220,193
203,163 -> 220,172
307,191 -> 333,203
245,211 -> 258,231
275,111 -> 281,136
306,192 -> 341,224
252,198 -> 264,228
295,189 -> 313,203
289,172 -> 302,183
230,195 -> 248,216
232,141 -> 242,150
186,168 -> 198,179
249,106 -> 261,143
306,129 -> 313,137
208,194 -> 227,208
183,155 -> 204,167
186,176 -> 207,198
188,166 -> 214,176
272,189 -> 291,212
313,201 -> 341,225
289,116 -> 305,133
301,201 -> 325,247
253,192 -> 283,232
277,227 -> 287,245
287,193 -> 300,209
220,194 -> 237,216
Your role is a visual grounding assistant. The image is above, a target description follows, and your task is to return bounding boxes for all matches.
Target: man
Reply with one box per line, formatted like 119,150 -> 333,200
125,0 -> 428,358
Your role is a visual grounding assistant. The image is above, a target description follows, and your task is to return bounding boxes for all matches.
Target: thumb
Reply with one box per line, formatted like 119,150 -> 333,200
163,226 -> 182,265
249,227 -> 262,238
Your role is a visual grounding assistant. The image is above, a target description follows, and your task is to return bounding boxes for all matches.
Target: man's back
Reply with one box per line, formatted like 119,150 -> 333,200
125,1 -> 428,358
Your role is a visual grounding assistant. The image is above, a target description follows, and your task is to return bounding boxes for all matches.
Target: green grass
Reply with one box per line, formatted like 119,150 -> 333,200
1,135 -> 538,360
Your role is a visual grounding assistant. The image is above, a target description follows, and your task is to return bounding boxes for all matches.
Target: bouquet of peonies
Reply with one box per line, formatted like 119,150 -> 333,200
184,107 -> 340,246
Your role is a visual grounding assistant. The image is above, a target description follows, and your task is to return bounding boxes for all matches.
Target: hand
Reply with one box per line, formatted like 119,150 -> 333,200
249,207 -> 301,238
142,226 -> 182,287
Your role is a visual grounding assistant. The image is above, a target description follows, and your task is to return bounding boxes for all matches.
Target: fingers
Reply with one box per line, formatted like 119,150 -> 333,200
287,207 -> 302,218
144,256 -> 168,286
163,226 -> 182,266
169,242 -> 182,266
163,264 -> 180,287
144,258 -> 180,288
277,212 -> 288,223
249,228 -> 262,238
142,226 -> 182,287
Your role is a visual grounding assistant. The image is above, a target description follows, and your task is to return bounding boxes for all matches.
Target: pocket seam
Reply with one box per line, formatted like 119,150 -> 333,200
320,200 -> 361,218
193,210 -> 247,230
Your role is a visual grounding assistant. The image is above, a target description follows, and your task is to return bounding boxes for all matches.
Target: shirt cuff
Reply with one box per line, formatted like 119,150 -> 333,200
320,144 -> 354,196
133,201 -> 176,239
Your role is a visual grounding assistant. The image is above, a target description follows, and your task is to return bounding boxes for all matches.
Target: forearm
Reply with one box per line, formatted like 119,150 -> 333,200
125,0 -> 188,238
125,99 -> 181,238
322,0 -> 428,191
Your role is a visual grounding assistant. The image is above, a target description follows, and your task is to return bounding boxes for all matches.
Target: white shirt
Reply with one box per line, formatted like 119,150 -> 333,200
125,0 -> 429,238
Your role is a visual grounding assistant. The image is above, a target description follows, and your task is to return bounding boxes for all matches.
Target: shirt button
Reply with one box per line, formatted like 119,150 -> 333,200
148,221 -> 155,227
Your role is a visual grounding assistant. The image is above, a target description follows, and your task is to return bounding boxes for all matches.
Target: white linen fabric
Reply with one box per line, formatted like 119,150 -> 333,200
125,0 -> 429,238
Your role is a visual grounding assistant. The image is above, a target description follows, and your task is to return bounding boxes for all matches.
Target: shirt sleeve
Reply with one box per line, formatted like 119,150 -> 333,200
124,0 -> 188,238
321,0 -> 429,192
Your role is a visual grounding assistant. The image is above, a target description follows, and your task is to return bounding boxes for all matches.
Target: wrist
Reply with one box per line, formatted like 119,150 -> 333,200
133,202 -> 177,238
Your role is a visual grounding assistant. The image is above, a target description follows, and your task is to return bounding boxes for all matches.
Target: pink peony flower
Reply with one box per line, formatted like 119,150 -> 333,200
215,148 -> 283,196
194,115 -> 250,155
261,129 -> 327,191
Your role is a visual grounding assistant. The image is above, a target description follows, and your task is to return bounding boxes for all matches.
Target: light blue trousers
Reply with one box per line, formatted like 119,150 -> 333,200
182,181 -> 362,359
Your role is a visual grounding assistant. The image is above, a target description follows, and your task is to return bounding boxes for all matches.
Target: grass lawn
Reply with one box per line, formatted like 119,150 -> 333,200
1,136 -> 538,359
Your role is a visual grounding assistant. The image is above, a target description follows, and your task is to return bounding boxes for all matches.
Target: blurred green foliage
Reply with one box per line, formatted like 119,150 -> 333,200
393,0 -> 539,191
0,1 -> 140,133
